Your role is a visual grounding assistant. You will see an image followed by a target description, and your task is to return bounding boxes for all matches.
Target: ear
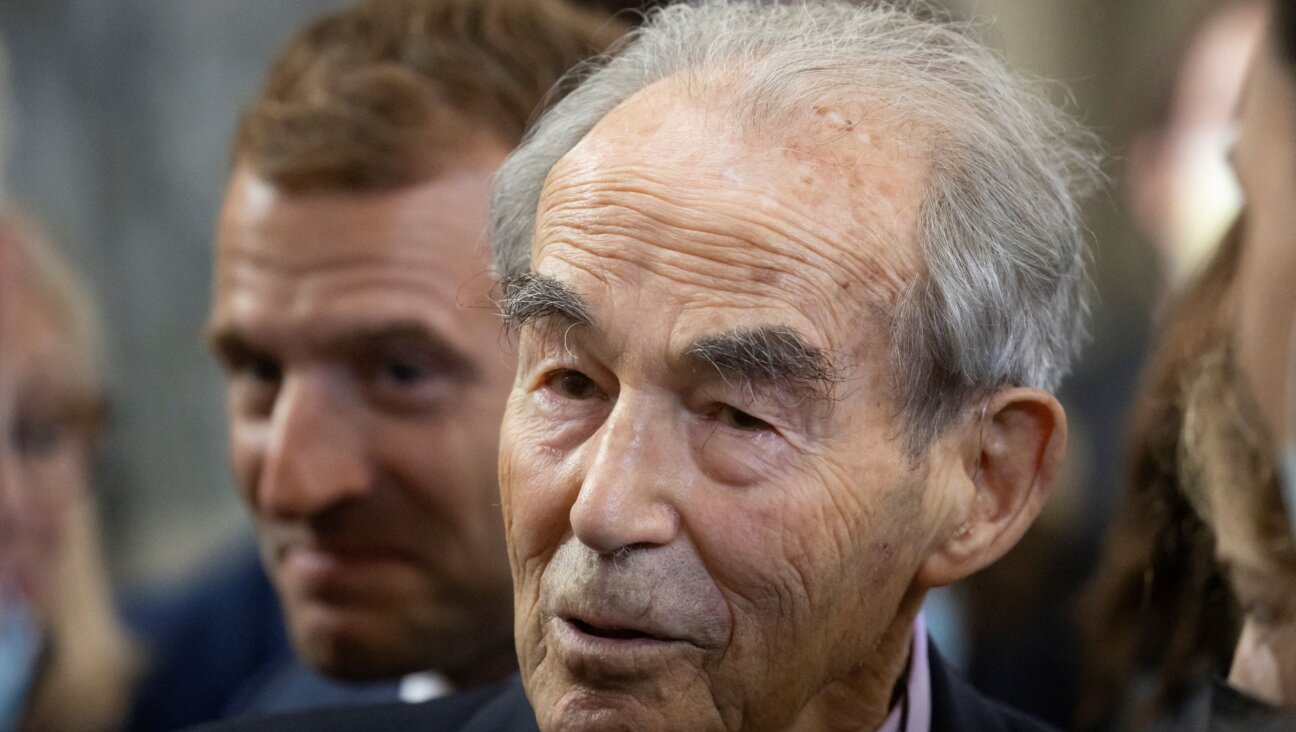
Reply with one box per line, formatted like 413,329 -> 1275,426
915,387 -> 1066,588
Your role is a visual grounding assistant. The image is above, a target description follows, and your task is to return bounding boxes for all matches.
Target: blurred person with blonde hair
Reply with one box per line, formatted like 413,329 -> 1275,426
0,213 -> 139,731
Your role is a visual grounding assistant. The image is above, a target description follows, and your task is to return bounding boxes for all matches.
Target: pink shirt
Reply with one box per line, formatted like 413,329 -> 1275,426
876,613 -> 932,732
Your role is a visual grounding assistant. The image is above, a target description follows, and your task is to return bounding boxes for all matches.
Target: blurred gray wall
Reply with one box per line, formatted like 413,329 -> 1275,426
1,0 -> 352,585
0,0 -> 1212,586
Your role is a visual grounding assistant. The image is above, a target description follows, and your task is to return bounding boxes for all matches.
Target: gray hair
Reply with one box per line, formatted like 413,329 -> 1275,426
491,0 -> 1101,450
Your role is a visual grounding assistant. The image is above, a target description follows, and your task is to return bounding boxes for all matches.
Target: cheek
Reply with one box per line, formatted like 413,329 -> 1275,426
12,445 -> 88,597
690,468 -> 897,640
687,422 -> 792,486
499,400 -> 581,569
397,410 -> 499,505
228,418 -> 265,505
27,446 -> 87,541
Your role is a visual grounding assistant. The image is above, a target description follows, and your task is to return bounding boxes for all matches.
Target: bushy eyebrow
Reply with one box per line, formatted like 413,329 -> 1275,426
500,271 -> 592,329
499,275 -> 841,401
685,326 -> 844,403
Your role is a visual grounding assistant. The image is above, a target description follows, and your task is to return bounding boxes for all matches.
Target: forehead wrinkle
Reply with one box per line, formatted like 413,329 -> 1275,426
540,230 -> 850,347
537,157 -> 917,312
555,80 -> 927,269
216,244 -> 473,309
535,216 -> 889,362
215,265 -> 466,330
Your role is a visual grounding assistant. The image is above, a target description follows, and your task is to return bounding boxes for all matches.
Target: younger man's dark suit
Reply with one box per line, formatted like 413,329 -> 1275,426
193,643 -> 1058,732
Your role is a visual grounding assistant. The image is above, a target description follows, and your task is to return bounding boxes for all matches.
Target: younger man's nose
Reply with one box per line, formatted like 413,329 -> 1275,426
256,374 -> 373,519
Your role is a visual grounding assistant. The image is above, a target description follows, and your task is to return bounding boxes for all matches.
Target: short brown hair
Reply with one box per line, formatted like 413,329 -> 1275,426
234,0 -> 624,190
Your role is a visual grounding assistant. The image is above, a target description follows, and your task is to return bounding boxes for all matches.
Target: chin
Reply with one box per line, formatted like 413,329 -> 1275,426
530,676 -> 722,732
542,692 -> 671,732
290,604 -> 418,680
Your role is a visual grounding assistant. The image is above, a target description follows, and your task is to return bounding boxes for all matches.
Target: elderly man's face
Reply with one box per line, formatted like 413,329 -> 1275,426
210,153 -> 517,681
502,83 -> 963,731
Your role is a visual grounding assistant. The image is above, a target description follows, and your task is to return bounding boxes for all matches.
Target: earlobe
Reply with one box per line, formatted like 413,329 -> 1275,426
915,388 -> 1066,588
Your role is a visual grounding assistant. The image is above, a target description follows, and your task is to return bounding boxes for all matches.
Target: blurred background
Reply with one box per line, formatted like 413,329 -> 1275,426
0,0 -> 1257,725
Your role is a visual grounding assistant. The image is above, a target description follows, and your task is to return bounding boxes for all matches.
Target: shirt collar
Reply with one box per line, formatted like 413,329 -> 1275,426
876,612 -> 932,732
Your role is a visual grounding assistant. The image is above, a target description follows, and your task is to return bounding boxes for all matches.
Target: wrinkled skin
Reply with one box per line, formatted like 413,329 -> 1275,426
210,152 -> 517,682
501,80 -> 1063,732
1226,37 -> 1296,707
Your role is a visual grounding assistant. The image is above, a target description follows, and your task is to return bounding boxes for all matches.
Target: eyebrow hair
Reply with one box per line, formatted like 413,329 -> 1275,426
685,326 -> 844,402
207,321 -> 475,376
500,271 -> 592,329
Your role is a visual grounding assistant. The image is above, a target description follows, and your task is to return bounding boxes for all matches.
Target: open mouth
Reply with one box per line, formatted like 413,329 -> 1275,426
567,617 -> 664,642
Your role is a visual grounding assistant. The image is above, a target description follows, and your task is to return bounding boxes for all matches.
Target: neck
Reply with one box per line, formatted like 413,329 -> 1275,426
788,588 -> 925,732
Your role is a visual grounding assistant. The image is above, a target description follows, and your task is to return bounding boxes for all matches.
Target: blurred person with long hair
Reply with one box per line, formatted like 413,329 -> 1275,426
1090,2 -> 1296,727
0,213 -> 138,731
1182,0 -> 1296,721
1177,298 -> 1296,730
1078,225 -> 1245,732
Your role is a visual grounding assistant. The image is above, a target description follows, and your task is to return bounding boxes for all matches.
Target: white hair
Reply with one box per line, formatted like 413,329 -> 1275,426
491,0 -> 1101,449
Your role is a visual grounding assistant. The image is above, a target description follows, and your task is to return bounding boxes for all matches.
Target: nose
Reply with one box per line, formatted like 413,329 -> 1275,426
569,393 -> 682,556
256,372 -> 372,519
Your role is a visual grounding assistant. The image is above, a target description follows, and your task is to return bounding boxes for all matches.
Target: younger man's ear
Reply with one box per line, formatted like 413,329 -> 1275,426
915,387 -> 1066,588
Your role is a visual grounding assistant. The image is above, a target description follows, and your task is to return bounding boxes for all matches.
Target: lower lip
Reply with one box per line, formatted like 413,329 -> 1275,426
282,548 -> 411,585
550,617 -> 688,679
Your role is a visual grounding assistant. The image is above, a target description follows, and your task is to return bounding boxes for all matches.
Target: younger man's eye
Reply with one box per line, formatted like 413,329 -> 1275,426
379,359 -> 428,386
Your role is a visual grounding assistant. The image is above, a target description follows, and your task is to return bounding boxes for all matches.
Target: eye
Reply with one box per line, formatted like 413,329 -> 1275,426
357,348 -> 465,414
221,352 -> 282,415
376,358 -> 429,387
222,351 -> 281,386
715,404 -> 772,432
547,370 -> 604,400
248,356 -> 282,384
11,416 -> 67,459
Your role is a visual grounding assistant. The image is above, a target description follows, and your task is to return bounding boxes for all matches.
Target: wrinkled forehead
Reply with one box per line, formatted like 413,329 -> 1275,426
536,77 -> 930,314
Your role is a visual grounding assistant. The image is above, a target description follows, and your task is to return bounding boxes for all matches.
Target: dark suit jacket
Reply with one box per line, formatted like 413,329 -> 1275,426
224,656 -> 402,718
1204,680 -> 1296,732
194,641 -> 1056,732
123,543 -> 292,732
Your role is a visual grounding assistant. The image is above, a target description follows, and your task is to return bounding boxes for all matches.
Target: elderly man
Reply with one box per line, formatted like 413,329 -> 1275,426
490,1 -> 1097,730
196,2 -> 1096,730
195,0 -> 621,718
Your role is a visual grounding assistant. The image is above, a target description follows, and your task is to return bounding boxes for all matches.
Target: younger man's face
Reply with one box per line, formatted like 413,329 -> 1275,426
209,151 -> 517,681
